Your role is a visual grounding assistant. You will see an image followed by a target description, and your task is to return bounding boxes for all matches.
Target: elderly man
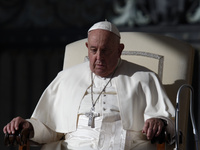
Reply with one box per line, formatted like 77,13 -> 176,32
3,21 -> 175,150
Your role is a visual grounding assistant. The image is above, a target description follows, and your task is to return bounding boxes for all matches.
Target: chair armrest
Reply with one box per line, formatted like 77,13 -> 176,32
4,128 -> 30,148
151,127 -> 168,144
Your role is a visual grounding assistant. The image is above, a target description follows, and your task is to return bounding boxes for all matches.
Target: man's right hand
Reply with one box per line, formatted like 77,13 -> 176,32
3,116 -> 33,137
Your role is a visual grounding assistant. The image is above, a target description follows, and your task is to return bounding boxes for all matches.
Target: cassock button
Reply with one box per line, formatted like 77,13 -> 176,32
103,108 -> 106,111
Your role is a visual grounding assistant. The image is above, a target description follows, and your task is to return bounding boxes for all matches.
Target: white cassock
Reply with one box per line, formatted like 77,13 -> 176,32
27,60 -> 175,150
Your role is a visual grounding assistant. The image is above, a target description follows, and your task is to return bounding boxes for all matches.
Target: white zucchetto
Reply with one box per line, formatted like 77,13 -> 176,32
88,21 -> 121,38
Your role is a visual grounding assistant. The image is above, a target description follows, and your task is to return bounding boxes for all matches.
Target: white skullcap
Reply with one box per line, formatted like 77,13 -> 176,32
88,21 -> 120,38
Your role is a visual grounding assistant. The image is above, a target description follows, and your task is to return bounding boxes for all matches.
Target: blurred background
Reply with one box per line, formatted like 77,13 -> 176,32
0,0 -> 200,150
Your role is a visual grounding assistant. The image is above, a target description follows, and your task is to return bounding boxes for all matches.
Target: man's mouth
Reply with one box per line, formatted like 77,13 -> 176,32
95,64 -> 106,69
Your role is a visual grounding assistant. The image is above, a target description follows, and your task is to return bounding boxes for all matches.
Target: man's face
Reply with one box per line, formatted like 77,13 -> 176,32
86,29 -> 124,77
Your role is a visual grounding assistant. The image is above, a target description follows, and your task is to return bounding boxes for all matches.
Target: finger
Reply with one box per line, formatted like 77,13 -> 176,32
10,120 -> 16,134
147,122 -> 157,140
147,126 -> 154,140
155,122 -> 163,137
3,126 -> 6,134
151,124 -> 158,138
3,124 -> 10,134
146,123 -> 153,139
14,118 -> 21,131
5,122 -> 13,134
142,121 -> 149,134
147,127 -> 154,139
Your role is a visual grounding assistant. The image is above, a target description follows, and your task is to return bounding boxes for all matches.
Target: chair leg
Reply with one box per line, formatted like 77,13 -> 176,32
18,141 -> 30,150
19,145 -> 26,150
157,143 -> 165,150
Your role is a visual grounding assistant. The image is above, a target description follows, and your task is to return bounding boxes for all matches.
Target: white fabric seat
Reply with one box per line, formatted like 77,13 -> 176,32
63,32 -> 194,150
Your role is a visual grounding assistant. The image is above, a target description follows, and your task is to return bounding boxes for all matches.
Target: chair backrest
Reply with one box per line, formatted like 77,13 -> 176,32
63,32 -> 194,149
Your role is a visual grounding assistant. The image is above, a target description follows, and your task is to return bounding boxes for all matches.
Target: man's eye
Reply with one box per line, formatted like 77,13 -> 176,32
90,49 -> 97,54
103,50 -> 112,55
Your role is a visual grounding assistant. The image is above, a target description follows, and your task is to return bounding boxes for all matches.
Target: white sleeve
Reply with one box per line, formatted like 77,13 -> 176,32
26,118 -> 64,144
142,72 -> 175,144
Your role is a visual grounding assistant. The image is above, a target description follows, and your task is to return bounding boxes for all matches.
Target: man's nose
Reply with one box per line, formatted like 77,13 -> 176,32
96,50 -> 104,60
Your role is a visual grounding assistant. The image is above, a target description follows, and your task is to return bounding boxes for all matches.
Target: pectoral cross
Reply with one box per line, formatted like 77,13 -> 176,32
85,107 -> 100,128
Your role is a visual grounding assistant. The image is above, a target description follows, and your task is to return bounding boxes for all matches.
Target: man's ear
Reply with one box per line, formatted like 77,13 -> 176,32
118,43 -> 125,56
85,42 -> 88,48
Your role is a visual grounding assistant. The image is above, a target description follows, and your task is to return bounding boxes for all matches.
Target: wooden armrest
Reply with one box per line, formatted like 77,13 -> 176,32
4,128 -> 30,150
151,128 -> 168,150
151,128 -> 168,144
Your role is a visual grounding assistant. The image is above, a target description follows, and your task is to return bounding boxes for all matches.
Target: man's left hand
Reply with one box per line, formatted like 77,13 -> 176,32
142,118 -> 165,140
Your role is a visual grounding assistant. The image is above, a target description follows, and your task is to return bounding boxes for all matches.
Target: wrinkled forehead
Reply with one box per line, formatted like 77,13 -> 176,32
88,29 -> 120,44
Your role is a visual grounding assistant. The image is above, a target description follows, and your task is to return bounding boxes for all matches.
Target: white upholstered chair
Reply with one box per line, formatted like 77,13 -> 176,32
63,32 -> 195,150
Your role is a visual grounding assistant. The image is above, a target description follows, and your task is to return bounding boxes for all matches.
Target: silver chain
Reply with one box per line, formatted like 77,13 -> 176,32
90,67 -> 118,107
